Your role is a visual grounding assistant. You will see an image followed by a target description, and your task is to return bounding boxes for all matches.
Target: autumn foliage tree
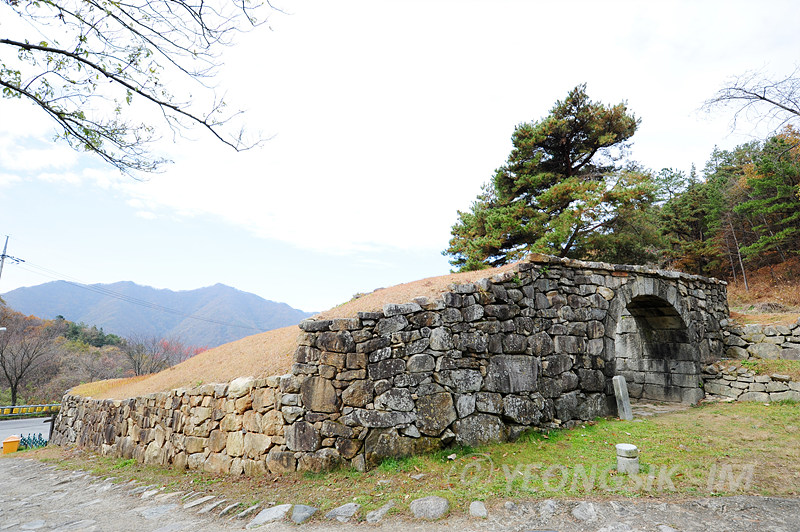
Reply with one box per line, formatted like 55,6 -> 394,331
0,306 -> 66,405
444,85 -> 659,270
122,335 -> 205,376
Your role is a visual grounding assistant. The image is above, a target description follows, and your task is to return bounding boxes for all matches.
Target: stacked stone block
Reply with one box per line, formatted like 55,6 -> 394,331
701,362 -> 800,402
52,254 -> 729,473
723,321 -> 800,360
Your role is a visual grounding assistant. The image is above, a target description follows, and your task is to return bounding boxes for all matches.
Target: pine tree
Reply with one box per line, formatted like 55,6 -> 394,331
444,85 -> 646,270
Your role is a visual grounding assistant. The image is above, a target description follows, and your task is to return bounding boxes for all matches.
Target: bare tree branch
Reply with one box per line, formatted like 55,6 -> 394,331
0,0 -> 273,175
705,68 -> 800,133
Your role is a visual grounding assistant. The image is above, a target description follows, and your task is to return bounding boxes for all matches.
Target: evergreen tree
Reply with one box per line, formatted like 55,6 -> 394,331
444,85 -> 645,270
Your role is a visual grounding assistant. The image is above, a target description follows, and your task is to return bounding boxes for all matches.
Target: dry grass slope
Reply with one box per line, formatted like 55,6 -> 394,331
75,257 -> 800,400
75,262 -> 520,400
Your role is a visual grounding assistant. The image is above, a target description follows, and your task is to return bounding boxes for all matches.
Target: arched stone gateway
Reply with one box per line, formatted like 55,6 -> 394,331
52,254 -> 730,473
612,292 -> 704,405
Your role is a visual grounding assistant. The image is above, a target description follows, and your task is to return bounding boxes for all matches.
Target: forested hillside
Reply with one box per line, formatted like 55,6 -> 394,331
2,281 -> 314,347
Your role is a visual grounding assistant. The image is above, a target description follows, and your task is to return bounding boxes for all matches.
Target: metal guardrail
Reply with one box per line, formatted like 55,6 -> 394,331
0,404 -> 60,417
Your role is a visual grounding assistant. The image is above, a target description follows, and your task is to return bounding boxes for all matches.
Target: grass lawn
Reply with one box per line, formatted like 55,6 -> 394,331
14,400 -> 800,519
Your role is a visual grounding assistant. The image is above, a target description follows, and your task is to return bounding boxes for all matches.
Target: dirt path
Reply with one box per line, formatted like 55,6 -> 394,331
2,456 -> 800,531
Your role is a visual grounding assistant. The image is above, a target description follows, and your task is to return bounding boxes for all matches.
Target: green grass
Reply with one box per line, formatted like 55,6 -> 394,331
24,401 -> 800,518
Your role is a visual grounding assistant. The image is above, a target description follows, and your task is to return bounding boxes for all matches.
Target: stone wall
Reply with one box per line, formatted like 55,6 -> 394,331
52,254 -> 729,474
723,321 -> 800,360
52,376 -> 303,474
701,361 -> 800,402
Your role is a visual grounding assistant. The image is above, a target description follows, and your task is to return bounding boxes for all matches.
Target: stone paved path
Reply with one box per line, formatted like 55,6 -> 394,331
2,457 -> 800,531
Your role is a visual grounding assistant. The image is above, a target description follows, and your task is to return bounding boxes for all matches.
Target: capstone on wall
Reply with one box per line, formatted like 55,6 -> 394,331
52,254 -> 729,474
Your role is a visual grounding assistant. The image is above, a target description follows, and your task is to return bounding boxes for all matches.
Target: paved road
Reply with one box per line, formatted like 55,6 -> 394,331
0,418 -> 52,444
2,456 -> 800,531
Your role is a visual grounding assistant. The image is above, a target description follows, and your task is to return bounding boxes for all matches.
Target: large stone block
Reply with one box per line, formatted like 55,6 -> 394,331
375,316 -> 409,336
317,331 -> 356,353
341,380 -> 373,407
416,392 -> 457,436
577,369 -> 606,392
286,421 -> 320,452
203,452 -> 231,474
344,409 -> 416,428
436,369 -> 483,393
297,448 -> 342,473
363,428 -> 442,464
576,393 -> 610,420
502,395 -> 543,425
301,376 -> 339,413
368,359 -> 406,380
542,354 -> 572,377
267,450 -> 297,474
484,355 -> 537,393
374,388 -> 414,412
244,433 -> 272,458
452,414 -> 505,447
407,354 -> 435,373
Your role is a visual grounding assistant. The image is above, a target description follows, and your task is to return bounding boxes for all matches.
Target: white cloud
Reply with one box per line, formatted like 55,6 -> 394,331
2,0 -> 799,261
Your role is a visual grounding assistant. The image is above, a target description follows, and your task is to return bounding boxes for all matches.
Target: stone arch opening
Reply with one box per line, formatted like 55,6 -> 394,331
614,294 -> 703,404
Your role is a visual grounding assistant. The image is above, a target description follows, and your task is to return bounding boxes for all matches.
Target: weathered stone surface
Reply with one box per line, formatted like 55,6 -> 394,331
243,433 -> 271,458
436,369 -> 483,392
485,355 -> 537,393
341,380 -> 373,407
325,503 -> 360,523
266,451 -> 296,474
542,354 -> 573,377
226,377 -> 255,399
300,376 -> 338,413
416,392 -> 457,435
453,414 -> 505,446
502,394 -> 543,425
203,452 -> 231,474
366,501 -> 396,523
410,496 -> 449,520
286,421 -> 320,452
345,409 -> 416,428
368,359 -> 406,380
317,331 -> 355,353
475,392 -> 503,414
297,448 -> 341,472
335,437 -> 362,459
375,316 -> 408,336
363,428 -> 442,462
291,505 -> 318,524
469,501 -> 488,518
246,504 -> 292,528
748,342 -> 782,359
430,328 -> 455,350
407,354 -> 435,372
456,394 -> 476,418
375,388 -> 414,411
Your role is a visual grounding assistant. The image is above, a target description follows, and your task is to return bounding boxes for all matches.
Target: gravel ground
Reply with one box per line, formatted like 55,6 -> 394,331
2,456 -> 800,531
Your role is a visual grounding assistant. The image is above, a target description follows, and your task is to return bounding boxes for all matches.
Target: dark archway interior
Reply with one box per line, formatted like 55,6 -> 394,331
616,295 -> 702,403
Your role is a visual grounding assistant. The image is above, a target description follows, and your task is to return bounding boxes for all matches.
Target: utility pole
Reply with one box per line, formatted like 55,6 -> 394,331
0,235 -> 24,286
0,235 -> 8,284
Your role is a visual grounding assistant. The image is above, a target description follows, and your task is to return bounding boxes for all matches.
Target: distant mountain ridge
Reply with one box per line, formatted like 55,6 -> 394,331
1,281 -> 314,348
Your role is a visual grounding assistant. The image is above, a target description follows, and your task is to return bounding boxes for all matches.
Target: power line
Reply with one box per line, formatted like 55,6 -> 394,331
8,260 -> 264,332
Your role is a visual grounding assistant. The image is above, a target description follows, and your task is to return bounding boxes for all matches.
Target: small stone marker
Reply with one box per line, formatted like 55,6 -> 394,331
616,443 -> 639,474
612,375 -> 633,420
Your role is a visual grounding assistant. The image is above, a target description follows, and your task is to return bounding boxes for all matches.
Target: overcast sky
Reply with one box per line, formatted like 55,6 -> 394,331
0,0 -> 797,315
